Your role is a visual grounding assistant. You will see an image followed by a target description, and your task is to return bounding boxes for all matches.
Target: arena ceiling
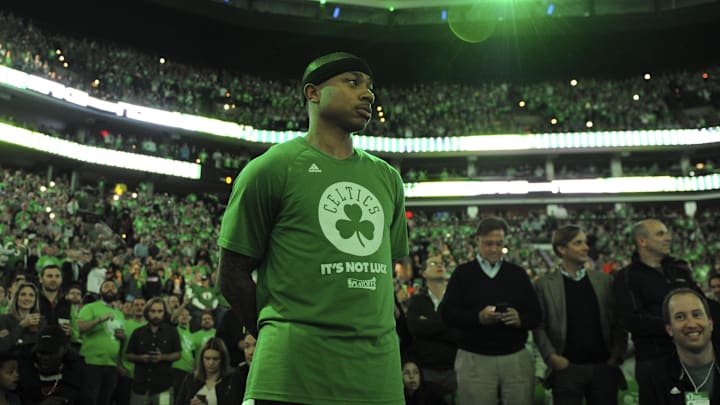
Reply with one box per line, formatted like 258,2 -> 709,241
2,0 -> 720,83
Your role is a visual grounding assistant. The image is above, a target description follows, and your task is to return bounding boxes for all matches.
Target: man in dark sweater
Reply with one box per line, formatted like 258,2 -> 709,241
440,217 -> 541,405
534,225 -> 627,405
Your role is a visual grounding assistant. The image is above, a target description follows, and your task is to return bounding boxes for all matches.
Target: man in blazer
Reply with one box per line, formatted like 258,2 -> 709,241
534,225 -> 627,405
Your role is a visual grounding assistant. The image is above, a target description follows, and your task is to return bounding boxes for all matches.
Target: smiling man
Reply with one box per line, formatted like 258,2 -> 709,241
639,288 -> 720,404
612,219 -> 710,401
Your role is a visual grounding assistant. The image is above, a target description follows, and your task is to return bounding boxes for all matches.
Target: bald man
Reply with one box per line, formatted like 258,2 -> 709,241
613,219 -> 711,400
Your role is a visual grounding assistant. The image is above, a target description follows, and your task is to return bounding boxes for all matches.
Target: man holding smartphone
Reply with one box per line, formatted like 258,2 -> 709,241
441,217 -> 541,405
126,297 -> 181,405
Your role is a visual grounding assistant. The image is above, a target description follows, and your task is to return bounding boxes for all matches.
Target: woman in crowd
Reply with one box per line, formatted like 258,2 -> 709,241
174,337 -> 242,405
0,282 -> 45,353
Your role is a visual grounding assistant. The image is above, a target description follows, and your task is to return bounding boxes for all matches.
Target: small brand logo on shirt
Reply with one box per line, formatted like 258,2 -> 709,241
347,277 -> 376,291
308,163 -> 322,173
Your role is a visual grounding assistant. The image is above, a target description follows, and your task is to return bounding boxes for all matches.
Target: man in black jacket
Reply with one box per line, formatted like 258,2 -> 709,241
440,217 -> 541,405
613,219 -> 712,397
639,288 -> 720,404
38,262 -> 73,336
406,254 -> 457,397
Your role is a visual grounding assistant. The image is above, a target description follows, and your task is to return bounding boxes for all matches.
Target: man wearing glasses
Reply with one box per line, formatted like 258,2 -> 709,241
441,216 -> 541,405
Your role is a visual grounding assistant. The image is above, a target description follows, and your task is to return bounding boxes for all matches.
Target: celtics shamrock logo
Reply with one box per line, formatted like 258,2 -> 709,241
319,182 -> 384,256
336,204 -> 375,247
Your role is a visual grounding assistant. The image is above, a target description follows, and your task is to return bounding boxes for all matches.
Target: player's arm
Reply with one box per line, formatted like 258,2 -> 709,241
219,247 -> 259,338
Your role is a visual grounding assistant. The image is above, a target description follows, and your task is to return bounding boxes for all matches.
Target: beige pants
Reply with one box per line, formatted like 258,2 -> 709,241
455,348 -> 535,405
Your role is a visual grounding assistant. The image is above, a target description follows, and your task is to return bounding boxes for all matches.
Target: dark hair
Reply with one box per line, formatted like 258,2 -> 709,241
475,217 -> 509,237
40,264 -> 62,278
193,337 -> 231,382
0,351 -> 17,368
552,225 -> 583,258
662,287 -> 711,325
66,282 -> 82,293
143,296 -> 168,320
9,281 -> 40,320
708,273 -> 720,288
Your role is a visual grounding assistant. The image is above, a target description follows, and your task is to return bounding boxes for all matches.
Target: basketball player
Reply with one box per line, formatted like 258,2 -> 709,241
218,52 -> 409,405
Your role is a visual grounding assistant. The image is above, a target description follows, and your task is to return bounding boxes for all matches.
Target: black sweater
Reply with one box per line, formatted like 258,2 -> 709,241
440,260 -> 541,355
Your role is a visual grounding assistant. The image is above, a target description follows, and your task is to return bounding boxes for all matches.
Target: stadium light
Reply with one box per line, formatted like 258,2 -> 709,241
644,73 -> 651,80
570,79 -> 578,87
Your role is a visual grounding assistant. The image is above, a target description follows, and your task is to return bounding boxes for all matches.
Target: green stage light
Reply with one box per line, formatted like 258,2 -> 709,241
447,4 -> 498,43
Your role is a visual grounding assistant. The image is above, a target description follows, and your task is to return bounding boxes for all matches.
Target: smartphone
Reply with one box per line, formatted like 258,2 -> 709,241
495,302 -> 509,313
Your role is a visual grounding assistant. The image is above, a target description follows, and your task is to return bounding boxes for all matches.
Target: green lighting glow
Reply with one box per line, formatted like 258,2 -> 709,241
447,4 -> 498,43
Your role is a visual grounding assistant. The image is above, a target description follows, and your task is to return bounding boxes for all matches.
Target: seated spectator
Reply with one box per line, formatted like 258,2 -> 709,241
402,358 -> 449,405
0,282 -> 46,353
174,337 -> 243,405
0,351 -> 21,405
16,325 -> 89,404
638,288 -> 720,404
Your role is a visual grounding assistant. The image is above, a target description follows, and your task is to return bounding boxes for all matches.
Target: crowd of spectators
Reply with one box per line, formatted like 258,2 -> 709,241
2,12 -> 719,139
2,165 -> 720,402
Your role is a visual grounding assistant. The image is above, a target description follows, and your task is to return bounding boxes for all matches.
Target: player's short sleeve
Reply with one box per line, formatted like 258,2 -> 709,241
217,151 -> 285,258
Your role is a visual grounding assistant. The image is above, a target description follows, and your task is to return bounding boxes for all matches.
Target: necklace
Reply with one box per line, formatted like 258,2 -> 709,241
681,359 -> 716,393
40,377 -> 61,397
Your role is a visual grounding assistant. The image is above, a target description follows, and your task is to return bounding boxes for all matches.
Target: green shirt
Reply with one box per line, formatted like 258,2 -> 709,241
78,301 -> 125,367
218,136 -> 409,404
173,326 -> 196,373
192,328 -> 216,350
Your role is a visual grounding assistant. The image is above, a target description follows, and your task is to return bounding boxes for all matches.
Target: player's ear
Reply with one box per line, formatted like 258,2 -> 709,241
304,83 -> 321,104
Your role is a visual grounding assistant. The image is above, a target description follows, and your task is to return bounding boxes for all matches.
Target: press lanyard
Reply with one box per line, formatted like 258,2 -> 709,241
681,360 -> 716,393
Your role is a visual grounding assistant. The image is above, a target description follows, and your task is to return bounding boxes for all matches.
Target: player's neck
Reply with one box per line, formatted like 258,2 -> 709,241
306,121 -> 353,160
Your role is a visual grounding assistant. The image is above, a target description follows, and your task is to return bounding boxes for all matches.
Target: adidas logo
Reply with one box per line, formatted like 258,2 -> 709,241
308,163 -> 322,173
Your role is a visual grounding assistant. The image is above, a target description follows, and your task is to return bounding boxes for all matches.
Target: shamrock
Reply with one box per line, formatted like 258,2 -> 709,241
336,204 -> 374,247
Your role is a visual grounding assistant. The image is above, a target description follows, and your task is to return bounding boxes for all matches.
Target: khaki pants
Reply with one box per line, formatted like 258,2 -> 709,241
455,348 -> 534,405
